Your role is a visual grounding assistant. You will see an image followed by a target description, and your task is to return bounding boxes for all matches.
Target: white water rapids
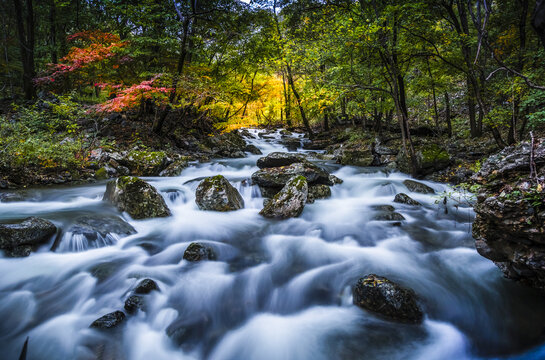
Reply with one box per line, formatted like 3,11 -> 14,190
1,129 -> 545,360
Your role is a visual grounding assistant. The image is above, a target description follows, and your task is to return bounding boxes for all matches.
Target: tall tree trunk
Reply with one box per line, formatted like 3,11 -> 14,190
323,108 -> 330,132
426,57 -> 439,133
49,0 -> 56,63
153,17 -> 191,134
532,0 -> 545,50
13,0 -> 35,100
444,92 -> 452,138
282,72 -> 292,127
285,63 -> 313,137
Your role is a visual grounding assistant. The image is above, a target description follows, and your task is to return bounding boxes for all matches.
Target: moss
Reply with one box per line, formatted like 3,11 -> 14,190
118,176 -> 140,187
95,167 -> 108,180
421,144 -> 450,164
293,175 -> 307,191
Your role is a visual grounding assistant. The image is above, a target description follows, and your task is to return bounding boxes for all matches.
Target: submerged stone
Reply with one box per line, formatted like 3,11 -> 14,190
394,193 -> 422,206
0,217 -> 56,257
90,311 -> 126,329
134,278 -> 159,294
183,242 -> 216,262
124,295 -> 144,314
403,180 -> 435,194
353,274 -> 423,324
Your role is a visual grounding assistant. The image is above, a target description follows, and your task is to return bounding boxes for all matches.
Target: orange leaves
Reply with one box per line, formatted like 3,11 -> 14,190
94,75 -> 172,113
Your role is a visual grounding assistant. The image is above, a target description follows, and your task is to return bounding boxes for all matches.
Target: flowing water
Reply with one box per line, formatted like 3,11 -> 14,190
1,129 -> 545,360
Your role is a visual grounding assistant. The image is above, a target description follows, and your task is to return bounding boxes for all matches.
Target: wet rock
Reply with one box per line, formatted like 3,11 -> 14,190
124,295 -> 144,314
353,274 -> 423,324
134,278 -> 159,294
403,180 -> 435,194
328,174 -> 343,185
90,311 -> 126,329
126,150 -> 169,176
256,152 -> 306,169
280,138 -> 301,151
0,192 -> 24,202
67,215 -> 136,241
394,193 -> 422,206
0,217 -> 56,257
183,242 -> 216,262
259,186 -> 281,199
372,205 -> 395,212
159,157 -> 190,177
307,184 -> 331,203
374,212 -> 406,221
103,176 -> 172,219
260,175 -> 308,219
473,195 -> 545,290
195,175 -> 244,211
245,145 -> 262,155
252,162 -> 330,188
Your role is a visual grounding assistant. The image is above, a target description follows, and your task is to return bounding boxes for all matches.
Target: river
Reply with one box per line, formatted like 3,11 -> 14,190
1,129 -> 544,360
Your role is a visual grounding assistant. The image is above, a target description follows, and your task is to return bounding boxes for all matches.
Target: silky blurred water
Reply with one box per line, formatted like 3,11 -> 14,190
1,129 -> 544,360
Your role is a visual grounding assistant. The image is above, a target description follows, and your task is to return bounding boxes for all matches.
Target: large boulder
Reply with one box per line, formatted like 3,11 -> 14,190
403,180 -> 435,194
256,152 -> 306,169
103,177 -> 171,219
0,217 -> 56,257
126,150 -> 169,176
252,162 -> 331,188
471,139 -> 545,291
195,175 -> 244,211
260,176 -> 308,219
352,274 -> 423,324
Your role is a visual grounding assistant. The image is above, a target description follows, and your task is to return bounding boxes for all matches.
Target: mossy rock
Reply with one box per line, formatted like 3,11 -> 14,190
95,167 -> 108,180
195,175 -> 244,211
126,150 -> 168,176
103,176 -> 172,219
307,184 -> 331,203
260,175 -> 308,219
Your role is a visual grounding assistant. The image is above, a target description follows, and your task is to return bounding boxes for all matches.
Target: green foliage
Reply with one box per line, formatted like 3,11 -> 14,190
0,96 -> 90,170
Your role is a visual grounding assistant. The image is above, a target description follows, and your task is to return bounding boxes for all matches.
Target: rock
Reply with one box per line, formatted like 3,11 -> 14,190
159,157 -> 190,177
473,195 -> 545,290
126,150 -> 169,176
259,186 -> 281,199
339,148 -> 374,167
372,205 -> 395,212
256,152 -> 306,169
0,192 -> 24,202
394,193 -> 422,206
90,311 -> 126,329
204,131 -> 248,158
245,145 -> 262,155
124,295 -> 144,314
103,177 -> 171,219
195,175 -> 244,211
328,174 -> 343,185
183,242 -> 216,262
403,180 -> 435,194
374,212 -> 406,221
260,175 -> 308,219
0,217 -> 56,257
307,184 -> 331,203
67,215 -> 136,241
251,162 -> 330,188
352,274 -> 423,324
95,167 -> 109,180
134,278 -> 159,294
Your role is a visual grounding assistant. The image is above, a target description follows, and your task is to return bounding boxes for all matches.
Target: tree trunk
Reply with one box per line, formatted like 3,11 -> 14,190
282,72 -> 292,127
444,92 -> 452,138
49,0 -> 57,63
285,63 -> 313,137
532,0 -> 545,50
323,108 -> 330,132
13,0 -> 35,100
426,58 -> 439,133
